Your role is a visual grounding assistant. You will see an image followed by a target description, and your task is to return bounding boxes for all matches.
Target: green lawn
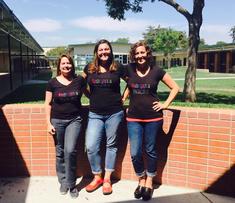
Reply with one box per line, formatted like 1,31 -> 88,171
0,67 -> 235,109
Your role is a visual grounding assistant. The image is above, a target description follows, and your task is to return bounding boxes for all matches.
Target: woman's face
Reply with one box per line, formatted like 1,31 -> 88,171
59,57 -> 72,75
97,43 -> 111,62
134,45 -> 147,65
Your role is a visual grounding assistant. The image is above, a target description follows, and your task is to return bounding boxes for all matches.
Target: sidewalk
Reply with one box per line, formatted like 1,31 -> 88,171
0,177 -> 235,203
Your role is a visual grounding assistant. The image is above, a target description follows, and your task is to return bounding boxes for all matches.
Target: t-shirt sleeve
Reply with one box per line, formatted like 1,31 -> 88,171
46,79 -> 53,92
158,67 -> 166,80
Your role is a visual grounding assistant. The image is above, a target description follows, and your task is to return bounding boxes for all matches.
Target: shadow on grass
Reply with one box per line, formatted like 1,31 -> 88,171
159,92 -> 235,108
0,87 -> 235,108
0,84 -> 47,104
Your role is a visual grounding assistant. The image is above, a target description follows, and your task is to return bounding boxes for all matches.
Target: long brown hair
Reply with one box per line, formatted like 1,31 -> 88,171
56,54 -> 76,77
129,41 -> 154,65
88,39 -> 117,73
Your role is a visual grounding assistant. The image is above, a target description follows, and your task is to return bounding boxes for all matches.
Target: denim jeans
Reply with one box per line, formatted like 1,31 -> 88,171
85,110 -> 124,174
127,120 -> 163,177
51,116 -> 82,188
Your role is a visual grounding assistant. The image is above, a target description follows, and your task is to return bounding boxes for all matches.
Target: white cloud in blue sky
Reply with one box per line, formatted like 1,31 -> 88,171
24,18 -> 62,32
70,16 -> 158,32
3,0 -> 235,46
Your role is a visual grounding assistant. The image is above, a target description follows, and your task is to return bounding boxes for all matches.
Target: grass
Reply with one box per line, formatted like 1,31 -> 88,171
0,67 -> 235,109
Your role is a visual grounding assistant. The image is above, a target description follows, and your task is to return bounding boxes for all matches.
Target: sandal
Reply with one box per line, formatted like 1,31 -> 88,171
102,179 -> 112,195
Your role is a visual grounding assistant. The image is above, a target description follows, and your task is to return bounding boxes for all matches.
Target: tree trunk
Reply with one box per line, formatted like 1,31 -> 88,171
183,21 -> 198,102
158,0 -> 204,102
183,5 -> 203,102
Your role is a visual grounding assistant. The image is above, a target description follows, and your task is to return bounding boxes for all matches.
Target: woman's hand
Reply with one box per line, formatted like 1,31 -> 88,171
47,123 -> 56,135
152,101 -> 167,112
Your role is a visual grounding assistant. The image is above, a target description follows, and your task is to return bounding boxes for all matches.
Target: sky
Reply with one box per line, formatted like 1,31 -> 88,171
3,0 -> 235,47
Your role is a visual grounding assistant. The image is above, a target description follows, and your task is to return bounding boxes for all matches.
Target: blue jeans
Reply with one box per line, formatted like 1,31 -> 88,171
127,120 -> 163,177
51,116 -> 82,188
85,110 -> 124,174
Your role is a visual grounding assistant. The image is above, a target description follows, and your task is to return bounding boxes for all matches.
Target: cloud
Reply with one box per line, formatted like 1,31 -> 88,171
70,16 -> 156,32
200,24 -> 232,44
23,18 -> 62,32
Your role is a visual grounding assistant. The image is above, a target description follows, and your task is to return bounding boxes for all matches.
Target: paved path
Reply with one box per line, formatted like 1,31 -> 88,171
0,177 -> 235,203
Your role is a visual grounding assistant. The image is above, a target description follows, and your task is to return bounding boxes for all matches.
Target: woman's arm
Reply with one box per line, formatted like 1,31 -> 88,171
122,86 -> 130,104
81,71 -> 90,98
153,73 -> 179,111
45,91 -> 56,135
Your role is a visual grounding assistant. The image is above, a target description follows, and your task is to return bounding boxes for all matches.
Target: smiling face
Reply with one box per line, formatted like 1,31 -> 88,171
134,45 -> 148,65
59,56 -> 73,76
97,43 -> 111,63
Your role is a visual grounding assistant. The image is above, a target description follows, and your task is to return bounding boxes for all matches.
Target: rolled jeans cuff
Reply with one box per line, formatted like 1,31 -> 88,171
92,171 -> 102,175
146,171 -> 157,177
136,171 -> 146,178
105,168 -> 115,172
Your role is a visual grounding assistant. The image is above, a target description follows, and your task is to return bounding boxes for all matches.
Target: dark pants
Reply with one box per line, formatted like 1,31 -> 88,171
51,116 -> 82,188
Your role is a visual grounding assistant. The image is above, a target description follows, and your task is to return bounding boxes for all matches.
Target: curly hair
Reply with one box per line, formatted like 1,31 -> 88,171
129,41 -> 154,65
88,39 -> 117,73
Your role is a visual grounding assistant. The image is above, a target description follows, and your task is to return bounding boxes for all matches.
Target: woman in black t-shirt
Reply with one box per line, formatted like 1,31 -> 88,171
122,41 -> 179,201
45,54 -> 86,198
82,39 -> 126,195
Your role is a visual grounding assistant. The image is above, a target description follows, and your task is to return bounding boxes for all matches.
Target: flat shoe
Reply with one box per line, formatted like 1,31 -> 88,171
86,178 -> 103,193
142,187 -> 153,201
134,185 -> 145,199
102,179 -> 112,195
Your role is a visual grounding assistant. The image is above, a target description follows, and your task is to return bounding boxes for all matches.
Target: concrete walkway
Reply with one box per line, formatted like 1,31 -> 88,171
0,177 -> 235,203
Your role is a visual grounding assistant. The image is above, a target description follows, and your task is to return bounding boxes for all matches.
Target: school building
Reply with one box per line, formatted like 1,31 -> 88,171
0,1 -> 48,99
68,43 -> 131,70
68,43 -> 235,74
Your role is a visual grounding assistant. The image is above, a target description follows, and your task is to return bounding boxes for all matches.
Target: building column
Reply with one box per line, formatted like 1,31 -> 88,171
226,51 -> 232,73
204,53 -> 208,70
214,52 -> 220,72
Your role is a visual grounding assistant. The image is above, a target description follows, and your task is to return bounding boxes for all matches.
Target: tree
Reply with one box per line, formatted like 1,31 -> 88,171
153,27 -> 187,68
143,25 -> 161,50
143,26 -> 188,51
216,41 -> 227,46
230,26 -> 235,43
101,0 -> 205,102
114,37 -> 130,43
199,38 -> 206,47
46,46 -> 68,57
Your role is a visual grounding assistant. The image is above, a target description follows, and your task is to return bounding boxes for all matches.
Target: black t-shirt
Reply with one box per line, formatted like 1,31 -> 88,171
126,63 -> 166,119
46,75 -> 86,119
84,62 -> 126,115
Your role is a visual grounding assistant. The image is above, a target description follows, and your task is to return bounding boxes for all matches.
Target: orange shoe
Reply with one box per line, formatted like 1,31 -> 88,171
102,179 -> 112,195
85,178 -> 103,193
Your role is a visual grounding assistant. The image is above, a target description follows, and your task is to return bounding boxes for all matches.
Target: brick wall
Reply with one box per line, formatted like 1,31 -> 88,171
0,104 -> 234,195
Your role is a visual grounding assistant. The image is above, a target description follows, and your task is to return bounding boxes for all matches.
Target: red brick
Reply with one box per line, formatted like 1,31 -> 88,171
209,127 -> 230,135
188,144 -> 208,152
189,118 -> 208,125
209,140 -> 229,148
208,159 -> 229,168
14,120 -> 30,125
209,147 -> 230,154
220,113 -> 231,120
14,114 -> 30,119
188,163 -> 207,171
188,156 -> 207,165
210,133 -> 230,141
188,131 -> 208,139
